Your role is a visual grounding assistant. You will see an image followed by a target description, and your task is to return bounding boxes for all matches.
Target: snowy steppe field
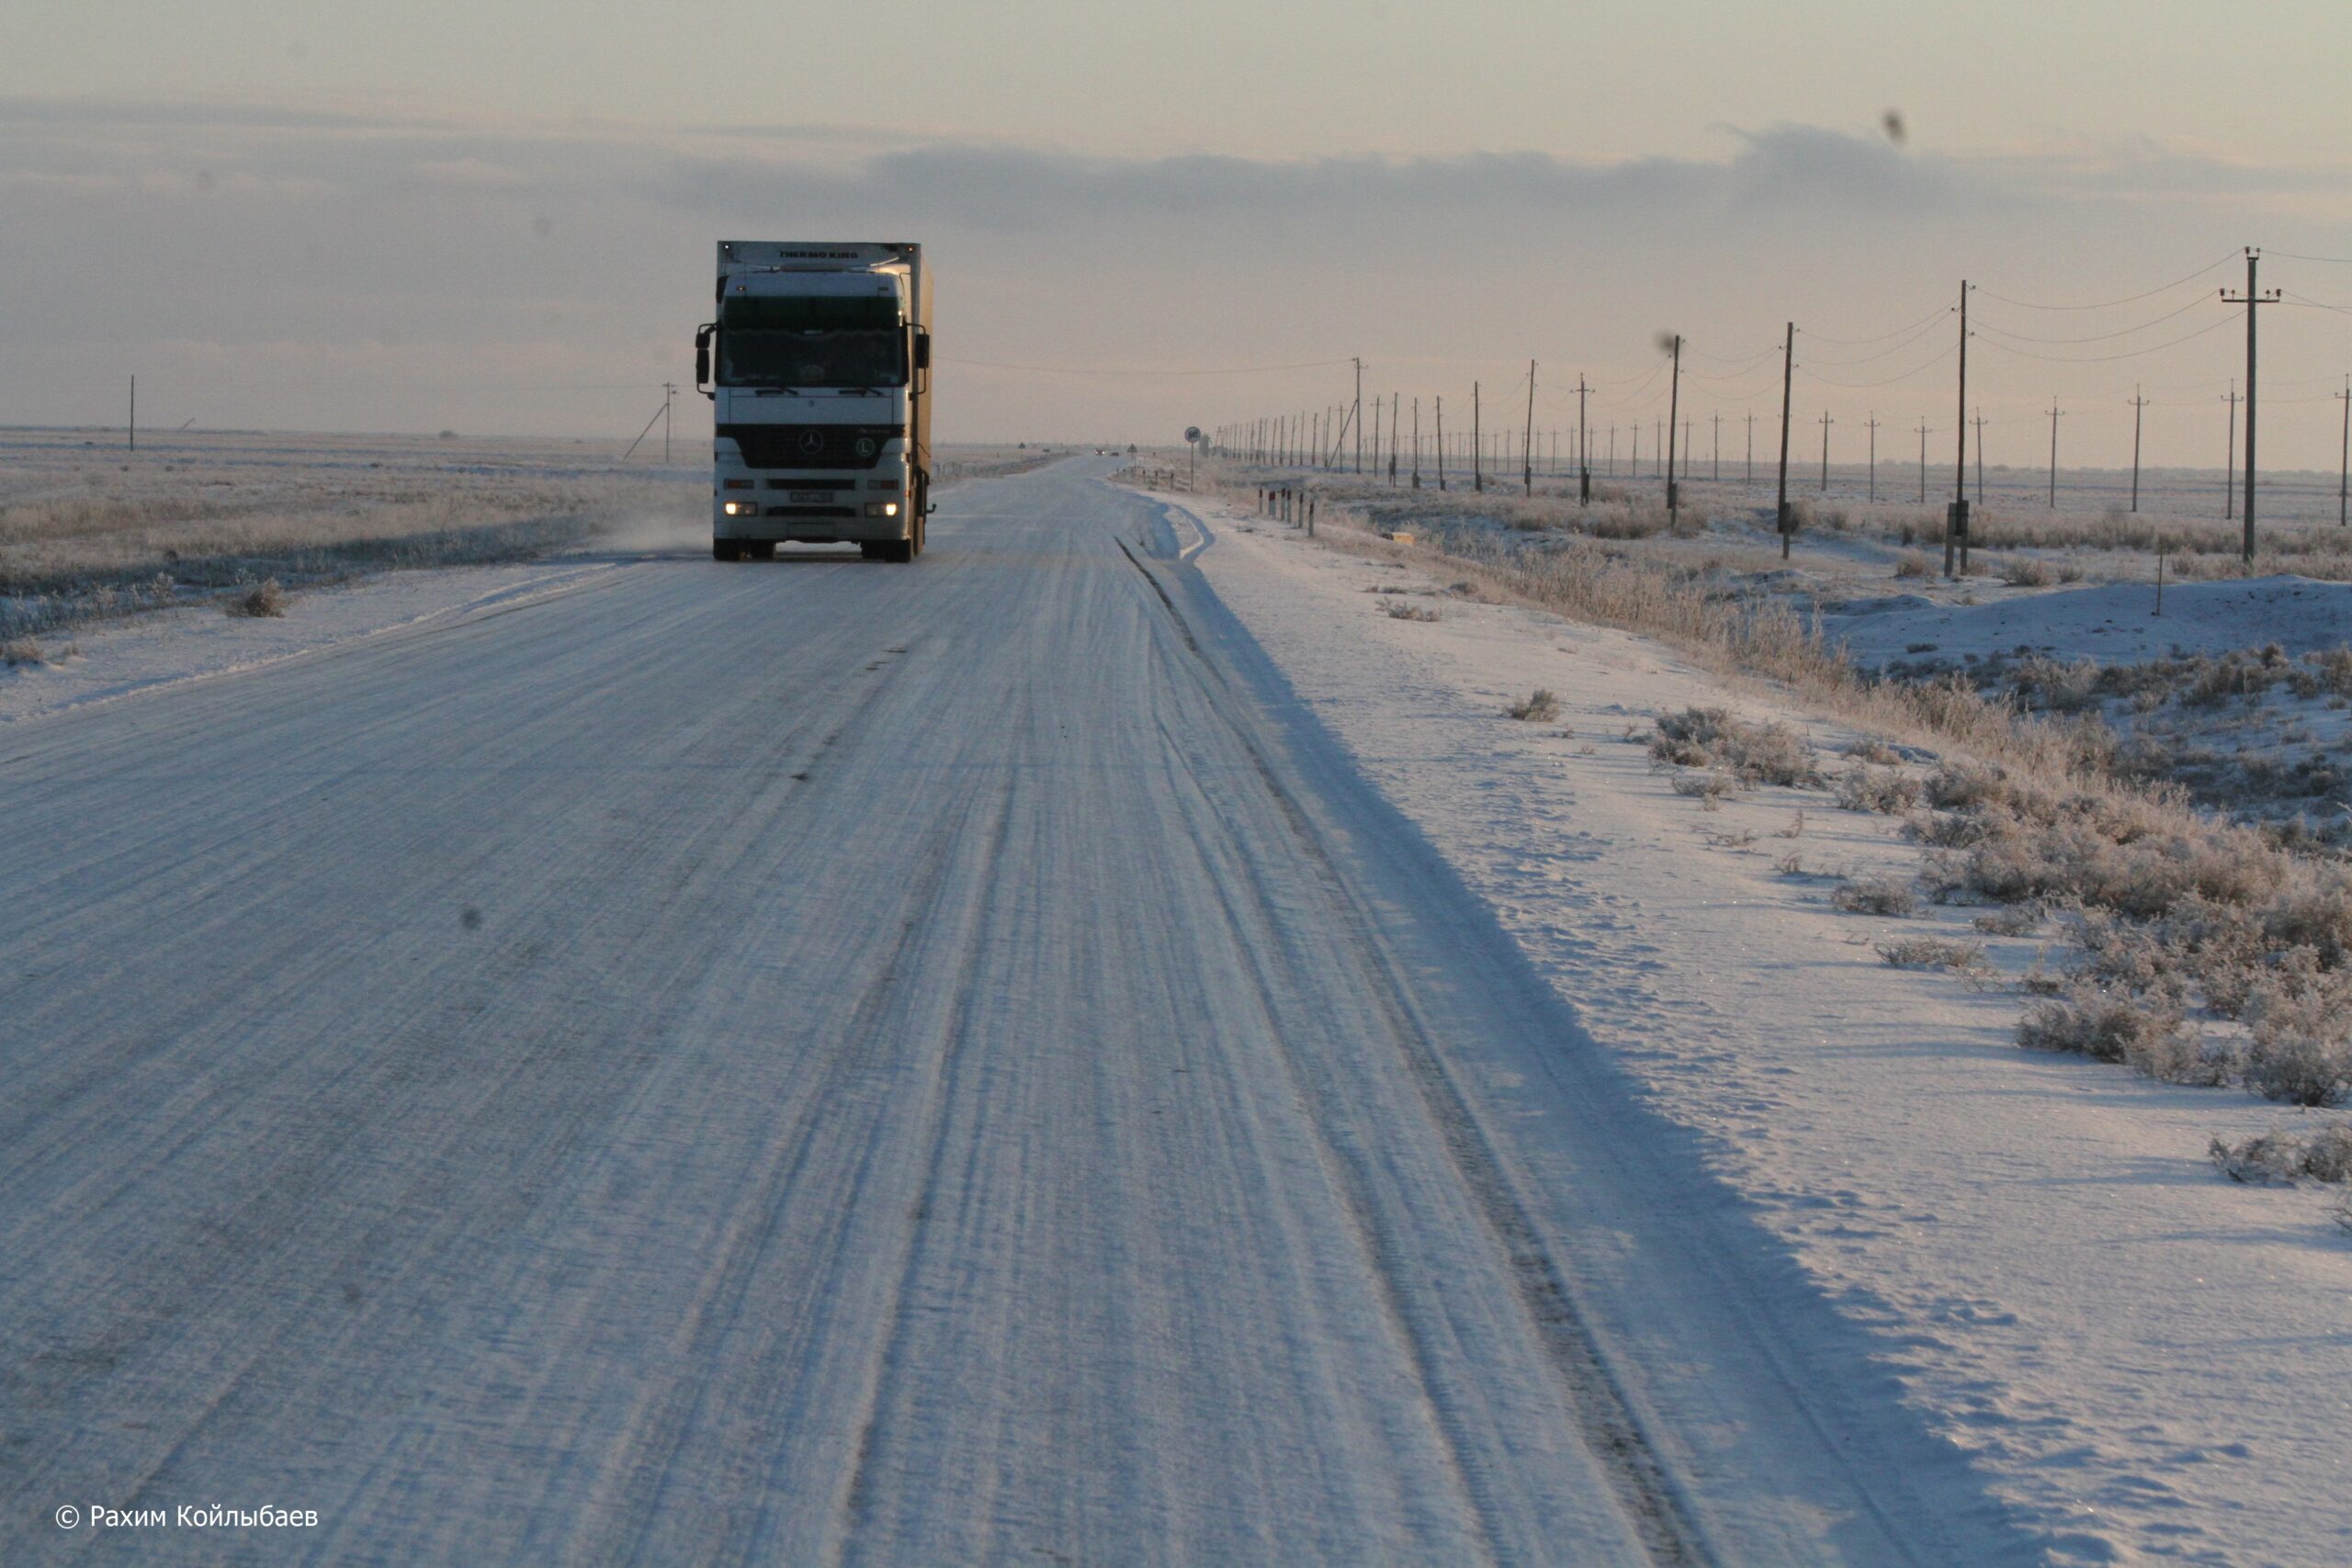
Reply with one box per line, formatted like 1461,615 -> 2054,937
3,430 -> 2349,1563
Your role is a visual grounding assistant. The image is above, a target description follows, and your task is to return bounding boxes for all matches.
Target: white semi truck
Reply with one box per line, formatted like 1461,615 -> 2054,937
695,241 -> 933,562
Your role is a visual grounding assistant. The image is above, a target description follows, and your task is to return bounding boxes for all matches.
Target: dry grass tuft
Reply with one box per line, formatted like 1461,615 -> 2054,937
1832,876 -> 1918,917
1876,936 -> 1989,972
2211,1123 -> 2352,1185
224,578 -> 287,618
1507,689 -> 1562,722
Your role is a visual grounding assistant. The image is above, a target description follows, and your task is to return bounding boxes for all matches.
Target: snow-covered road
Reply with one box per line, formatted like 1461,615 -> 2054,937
0,460 -> 2022,1563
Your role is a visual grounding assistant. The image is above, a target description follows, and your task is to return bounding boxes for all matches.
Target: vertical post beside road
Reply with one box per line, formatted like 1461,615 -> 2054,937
1664,337 -> 1681,524
2222,248 -> 2279,563
1775,322 -> 1794,560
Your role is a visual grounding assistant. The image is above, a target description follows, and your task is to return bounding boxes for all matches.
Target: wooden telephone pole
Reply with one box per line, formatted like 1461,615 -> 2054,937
2222,248 -> 2280,562
1971,409 -> 1987,506
1917,418 -> 1932,505
2130,387 -> 2148,513
1950,280 -> 1971,574
2337,377 -> 2350,527
2046,398 -> 2064,509
1472,382 -> 1482,492
1522,360 -> 1538,496
1712,410 -> 1722,481
1816,410 -> 1833,491
1352,357 -> 1363,473
1775,323 -> 1795,559
1411,398 -> 1421,489
1576,376 -> 1590,504
1435,396 -> 1445,491
1664,336 -> 1681,524
2222,380 -> 2240,521
1865,412 -> 1881,502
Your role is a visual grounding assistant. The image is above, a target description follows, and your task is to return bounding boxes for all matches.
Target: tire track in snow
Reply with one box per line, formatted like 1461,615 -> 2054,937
1116,536 -> 1718,1566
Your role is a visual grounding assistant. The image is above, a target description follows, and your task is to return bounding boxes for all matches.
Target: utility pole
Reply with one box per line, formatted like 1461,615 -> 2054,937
1435,395 -> 1446,491
2046,397 -> 2064,509
1352,357 -> 1364,473
1389,393 -> 1399,486
2129,386 -> 2148,513
2222,380 -> 2240,521
1712,410 -> 1722,481
1951,279 -> 1971,573
1371,394 -> 1381,477
2222,248 -> 2280,563
2338,377 -> 2350,527
1522,359 -> 1538,496
1577,376 -> 1590,504
1865,412 -> 1881,502
1816,409 -> 1833,491
1473,382 -> 1484,491
1775,322 -> 1795,559
1745,411 -> 1755,487
662,381 -> 676,462
128,375 -> 136,452
1972,409 -> 1987,506
1917,418 -> 1932,505
1664,335 -> 1681,524
1411,397 -> 1421,489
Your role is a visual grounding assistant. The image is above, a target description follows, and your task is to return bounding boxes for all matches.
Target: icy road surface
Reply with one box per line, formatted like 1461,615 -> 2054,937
0,460 -> 2021,1564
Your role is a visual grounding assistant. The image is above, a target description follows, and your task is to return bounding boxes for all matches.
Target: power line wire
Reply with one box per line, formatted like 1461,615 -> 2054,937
1800,304 -> 1951,346
1972,252 -> 2240,311
1970,290 -> 2211,344
1971,309 -> 2243,365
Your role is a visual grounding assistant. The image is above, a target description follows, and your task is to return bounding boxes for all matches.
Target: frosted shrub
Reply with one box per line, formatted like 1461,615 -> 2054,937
1507,689 -> 1561,722
1832,876 -> 1917,917
1876,936 -> 1988,972
2245,979 -> 2352,1107
224,578 -> 287,618
1836,766 -> 1922,814
2211,1123 -> 2352,1185
2017,979 -> 2188,1066
1651,706 -> 1820,787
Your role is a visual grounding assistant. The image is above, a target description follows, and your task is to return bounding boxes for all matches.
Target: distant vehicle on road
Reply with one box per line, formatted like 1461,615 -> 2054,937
696,242 -> 933,562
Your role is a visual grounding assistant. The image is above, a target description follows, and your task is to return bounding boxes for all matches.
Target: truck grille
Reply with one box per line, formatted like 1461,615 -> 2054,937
719,424 -> 899,470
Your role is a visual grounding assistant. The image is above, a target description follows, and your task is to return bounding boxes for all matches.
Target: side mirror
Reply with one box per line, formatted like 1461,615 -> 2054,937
913,330 -> 931,370
694,324 -> 714,397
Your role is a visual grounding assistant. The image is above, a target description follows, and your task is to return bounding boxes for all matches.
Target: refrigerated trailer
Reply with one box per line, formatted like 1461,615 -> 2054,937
695,242 -> 933,561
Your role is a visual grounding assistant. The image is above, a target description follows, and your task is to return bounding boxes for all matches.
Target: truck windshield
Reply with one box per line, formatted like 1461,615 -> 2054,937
718,295 -> 906,388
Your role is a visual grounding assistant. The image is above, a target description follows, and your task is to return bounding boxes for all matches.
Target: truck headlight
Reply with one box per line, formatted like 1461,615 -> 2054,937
864,502 -> 899,518
723,501 -> 757,516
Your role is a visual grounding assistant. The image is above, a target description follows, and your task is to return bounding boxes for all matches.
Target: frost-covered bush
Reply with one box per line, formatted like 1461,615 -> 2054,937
1832,876 -> 1917,917
2211,1123 -> 2352,1185
1507,688 -> 1561,722
1651,706 -> 1821,787
1836,766 -> 1923,815
2245,978 -> 2352,1107
2016,980 -> 2189,1067
1876,936 -> 1988,972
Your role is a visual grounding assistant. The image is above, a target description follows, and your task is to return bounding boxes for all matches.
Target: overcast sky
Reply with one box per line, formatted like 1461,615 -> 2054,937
6,0 -> 2352,468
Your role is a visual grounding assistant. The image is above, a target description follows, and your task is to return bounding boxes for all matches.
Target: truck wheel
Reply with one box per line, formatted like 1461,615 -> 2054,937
745,540 -> 775,561
713,538 -> 742,561
886,537 -> 914,563
860,541 -> 889,560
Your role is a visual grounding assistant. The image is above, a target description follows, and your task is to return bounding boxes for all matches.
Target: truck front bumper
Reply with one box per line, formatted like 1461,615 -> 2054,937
713,457 -> 911,544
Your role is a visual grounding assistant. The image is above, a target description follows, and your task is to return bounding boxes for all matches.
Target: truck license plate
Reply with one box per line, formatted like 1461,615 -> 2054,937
787,491 -> 833,502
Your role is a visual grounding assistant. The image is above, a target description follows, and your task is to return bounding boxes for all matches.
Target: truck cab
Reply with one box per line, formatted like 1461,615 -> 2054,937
697,242 -> 932,562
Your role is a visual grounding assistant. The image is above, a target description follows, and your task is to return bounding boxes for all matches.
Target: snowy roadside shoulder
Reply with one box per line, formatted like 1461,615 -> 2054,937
1175,495 -> 2352,1565
0,558 -> 620,726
